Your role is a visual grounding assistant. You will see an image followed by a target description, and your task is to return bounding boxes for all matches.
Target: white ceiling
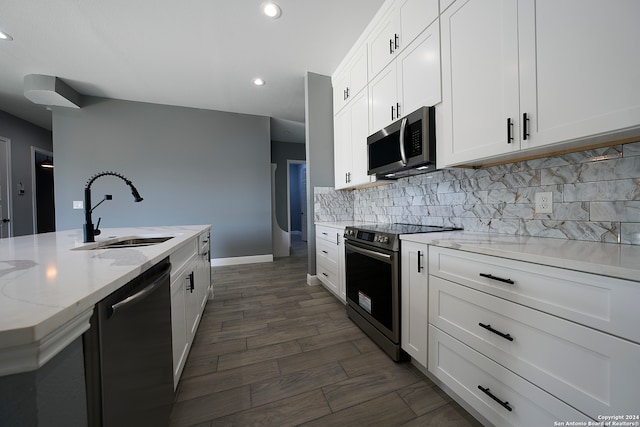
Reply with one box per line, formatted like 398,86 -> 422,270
0,0 -> 385,131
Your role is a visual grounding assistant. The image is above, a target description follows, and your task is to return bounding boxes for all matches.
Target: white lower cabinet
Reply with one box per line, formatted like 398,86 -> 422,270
429,326 -> 590,426
170,231 -> 211,389
315,224 -> 345,303
400,241 -> 428,367
427,246 -> 640,425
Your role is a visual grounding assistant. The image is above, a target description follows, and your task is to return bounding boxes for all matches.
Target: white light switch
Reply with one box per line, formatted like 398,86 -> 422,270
73,201 -> 83,209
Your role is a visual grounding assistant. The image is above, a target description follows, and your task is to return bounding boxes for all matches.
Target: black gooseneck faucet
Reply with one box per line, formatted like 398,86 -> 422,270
83,171 -> 144,243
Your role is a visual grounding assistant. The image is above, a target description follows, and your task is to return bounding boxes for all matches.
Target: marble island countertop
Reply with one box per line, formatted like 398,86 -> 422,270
0,225 -> 210,375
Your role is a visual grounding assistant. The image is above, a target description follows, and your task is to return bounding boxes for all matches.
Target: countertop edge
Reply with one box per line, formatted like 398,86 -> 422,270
0,225 -> 211,375
400,231 -> 640,282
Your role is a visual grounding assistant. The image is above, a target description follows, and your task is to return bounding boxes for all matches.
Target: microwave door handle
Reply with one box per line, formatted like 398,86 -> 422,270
399,116 -> 408,166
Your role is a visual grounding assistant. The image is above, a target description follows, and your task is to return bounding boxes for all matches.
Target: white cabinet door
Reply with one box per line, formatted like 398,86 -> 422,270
369,0 -> 439,80
185,260 -> 201,342
334,106 -> 352,189
334,90 -> 373,190
333,45 -> 369,114
369,8 -> 401,80
397,20 -> 441,116
399,0 -> 439,47
519,0 -> 640,150
369,62 -> 399,132
400,241 -> 428,367
370,10 -> 441,133
348,90 -> 371,186
332,70 -> 350,114
170,273 -> 188,389
438,0 -> 521,167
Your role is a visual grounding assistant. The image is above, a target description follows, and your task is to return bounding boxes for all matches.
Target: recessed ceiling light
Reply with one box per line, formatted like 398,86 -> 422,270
253,78 -> 266,86
0,30 -> 13,41
261,2 -> 282,19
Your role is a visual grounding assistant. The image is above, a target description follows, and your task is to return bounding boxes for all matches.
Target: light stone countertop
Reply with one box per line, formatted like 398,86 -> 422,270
400,231 -> 640,282
0,225 -> 210,374
315,221 -> 639,282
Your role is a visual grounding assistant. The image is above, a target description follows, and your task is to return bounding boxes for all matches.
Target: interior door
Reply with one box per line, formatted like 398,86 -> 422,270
0,137 -> 12,238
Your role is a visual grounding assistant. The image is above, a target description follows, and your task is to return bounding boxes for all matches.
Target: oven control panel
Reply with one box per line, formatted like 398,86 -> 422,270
345,227 -> 396,250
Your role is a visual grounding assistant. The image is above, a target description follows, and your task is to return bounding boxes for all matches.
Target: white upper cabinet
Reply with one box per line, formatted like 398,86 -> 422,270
439,0 -> 640,167
370,19 -> 442,131
369,0 -> 439,80
369,62 -> 399,132
519,0 -> 640,150
396,22 -> 441,117
438,0 -> 520,167
333,45 -> 368,114
334,90 -> 374,189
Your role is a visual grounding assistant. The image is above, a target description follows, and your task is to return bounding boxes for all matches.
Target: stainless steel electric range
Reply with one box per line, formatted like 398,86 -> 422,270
343,223 -> 460,361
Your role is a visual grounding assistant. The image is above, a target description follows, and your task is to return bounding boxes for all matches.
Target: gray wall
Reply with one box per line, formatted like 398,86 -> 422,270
52,97 -> 272,259
271,140 -> 306,232
0,110 -> 53,236
305,72 -> 335,274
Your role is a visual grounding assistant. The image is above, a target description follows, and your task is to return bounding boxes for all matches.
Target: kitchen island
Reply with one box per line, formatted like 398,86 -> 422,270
0,225 -> 211,426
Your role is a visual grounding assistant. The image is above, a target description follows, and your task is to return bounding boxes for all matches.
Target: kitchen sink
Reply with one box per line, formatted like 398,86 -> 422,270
73,235 -> 174,250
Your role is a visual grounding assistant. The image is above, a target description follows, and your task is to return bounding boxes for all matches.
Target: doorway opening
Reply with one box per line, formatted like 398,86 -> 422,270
287,161 -> 307,256
31,147 -> 56,233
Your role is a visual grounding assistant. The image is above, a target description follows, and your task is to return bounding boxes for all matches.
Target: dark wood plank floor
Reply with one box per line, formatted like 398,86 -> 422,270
169,237 -> 482,427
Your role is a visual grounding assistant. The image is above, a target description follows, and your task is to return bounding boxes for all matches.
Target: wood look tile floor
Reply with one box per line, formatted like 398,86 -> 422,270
169,237 -> 482,427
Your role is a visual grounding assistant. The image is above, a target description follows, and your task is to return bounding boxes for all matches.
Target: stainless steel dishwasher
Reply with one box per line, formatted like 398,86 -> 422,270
84,258 -> 174,427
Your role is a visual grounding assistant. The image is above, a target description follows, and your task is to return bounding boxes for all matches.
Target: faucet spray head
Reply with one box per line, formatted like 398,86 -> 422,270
130,185 -> 144,203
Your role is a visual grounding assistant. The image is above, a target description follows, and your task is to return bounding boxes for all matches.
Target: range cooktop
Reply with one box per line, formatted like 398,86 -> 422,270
344,223 -> 461,251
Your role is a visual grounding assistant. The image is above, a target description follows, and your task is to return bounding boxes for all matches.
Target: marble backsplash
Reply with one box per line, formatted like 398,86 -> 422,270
314,141 -> 640,245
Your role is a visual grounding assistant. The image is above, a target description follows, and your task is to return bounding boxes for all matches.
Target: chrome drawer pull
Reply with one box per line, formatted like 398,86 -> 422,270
478,386 -> 512,412
479,323 -> 514,341
479,273 -> 514,285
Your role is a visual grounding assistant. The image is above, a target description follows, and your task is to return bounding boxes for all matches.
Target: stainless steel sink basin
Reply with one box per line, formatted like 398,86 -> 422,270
73,235 -> 174,250
98,236 -> 174,248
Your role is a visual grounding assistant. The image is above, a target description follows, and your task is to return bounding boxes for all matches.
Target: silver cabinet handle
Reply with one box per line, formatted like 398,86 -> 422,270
109,264 -> 171,318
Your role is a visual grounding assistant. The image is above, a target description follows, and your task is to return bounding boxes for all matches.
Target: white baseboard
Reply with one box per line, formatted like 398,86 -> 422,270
211,254 -> 273,267
307,274 -> 320,286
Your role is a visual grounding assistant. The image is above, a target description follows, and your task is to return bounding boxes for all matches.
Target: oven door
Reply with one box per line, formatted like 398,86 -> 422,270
344,240 -> 399,343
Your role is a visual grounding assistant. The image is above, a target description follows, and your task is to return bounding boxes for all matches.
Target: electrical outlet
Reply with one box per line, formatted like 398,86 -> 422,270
73,201 -> 84,210
535,192 -> 553,214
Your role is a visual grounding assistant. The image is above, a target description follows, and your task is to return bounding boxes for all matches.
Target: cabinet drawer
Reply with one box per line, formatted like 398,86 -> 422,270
429,246 -> 640,343
428,325 -> 591,427
316,225 -> 341,245
170,240 -> 198,280
317,261 -> 339,290
429,276 -> 640,419
316,238 -> 340,266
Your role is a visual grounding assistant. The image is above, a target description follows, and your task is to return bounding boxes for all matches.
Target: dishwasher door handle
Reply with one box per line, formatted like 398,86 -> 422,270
108,264 -> 171,318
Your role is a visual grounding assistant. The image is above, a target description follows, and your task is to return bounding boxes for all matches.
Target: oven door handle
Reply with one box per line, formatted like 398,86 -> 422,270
346,242 -> 392,263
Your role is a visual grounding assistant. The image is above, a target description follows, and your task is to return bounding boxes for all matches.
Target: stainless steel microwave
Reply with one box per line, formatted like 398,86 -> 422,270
367,106 -> 436,178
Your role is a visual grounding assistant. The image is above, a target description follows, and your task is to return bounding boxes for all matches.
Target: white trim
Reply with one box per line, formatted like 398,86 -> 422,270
31,146 -> 54,234
307,274 -> 320,286
0,308 -> 93,376
211,254 -> 273,267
